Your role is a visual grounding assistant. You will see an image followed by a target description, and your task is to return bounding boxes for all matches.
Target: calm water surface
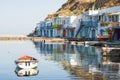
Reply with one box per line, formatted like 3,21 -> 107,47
0,41 -> 82,80
0,41 -> 120,80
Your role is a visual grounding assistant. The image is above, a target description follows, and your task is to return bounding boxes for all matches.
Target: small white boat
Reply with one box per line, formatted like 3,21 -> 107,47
15,55 -> 38,69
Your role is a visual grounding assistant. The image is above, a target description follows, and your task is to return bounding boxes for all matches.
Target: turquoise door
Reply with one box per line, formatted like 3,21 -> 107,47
84,28 -> 89,38
71,30 -> 74,38
92,30 -> 96,40
50,30 -> 53,37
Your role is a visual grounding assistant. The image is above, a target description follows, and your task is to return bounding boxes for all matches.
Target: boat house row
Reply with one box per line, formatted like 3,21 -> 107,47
34,6 -> 120,41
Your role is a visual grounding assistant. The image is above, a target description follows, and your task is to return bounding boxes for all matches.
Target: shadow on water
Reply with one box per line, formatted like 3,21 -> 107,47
33,41 -> 120,80
103,49 -> 120,63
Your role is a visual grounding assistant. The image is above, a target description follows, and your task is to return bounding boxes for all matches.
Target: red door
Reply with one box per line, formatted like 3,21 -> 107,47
63,30 -> 66,37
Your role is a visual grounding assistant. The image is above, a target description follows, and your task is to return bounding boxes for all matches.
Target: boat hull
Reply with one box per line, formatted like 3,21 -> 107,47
15,55 -> 38,69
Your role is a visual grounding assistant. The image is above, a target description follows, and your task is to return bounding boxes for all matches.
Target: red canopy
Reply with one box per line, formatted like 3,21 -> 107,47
18,55 -> 33,60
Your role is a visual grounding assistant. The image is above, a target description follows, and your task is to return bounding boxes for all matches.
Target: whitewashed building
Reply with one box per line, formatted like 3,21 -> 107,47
75,10 -> 99,40
52,16 -> 77,38
97,6 -> 120,41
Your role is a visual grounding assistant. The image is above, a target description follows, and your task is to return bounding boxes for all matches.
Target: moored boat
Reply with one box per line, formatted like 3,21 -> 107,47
97,36 -> 109,41
15,55 -> 38,69
102,47 -> 120,51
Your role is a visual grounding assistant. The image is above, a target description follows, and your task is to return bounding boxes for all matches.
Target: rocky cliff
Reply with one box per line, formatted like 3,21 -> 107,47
45,0 -> 120,20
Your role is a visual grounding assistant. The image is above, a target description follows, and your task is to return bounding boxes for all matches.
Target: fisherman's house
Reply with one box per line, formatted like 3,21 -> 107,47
97,6 -> 120,41
74,10 -> 98,40
52,16 -> 77,38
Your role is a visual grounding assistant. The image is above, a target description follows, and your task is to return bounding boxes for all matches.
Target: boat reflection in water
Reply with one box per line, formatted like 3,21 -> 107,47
15,67 -> 39,77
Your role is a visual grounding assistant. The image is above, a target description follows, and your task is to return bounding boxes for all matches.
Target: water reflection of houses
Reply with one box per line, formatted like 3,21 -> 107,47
34,42 -> 77,61
34,42 -> 120,79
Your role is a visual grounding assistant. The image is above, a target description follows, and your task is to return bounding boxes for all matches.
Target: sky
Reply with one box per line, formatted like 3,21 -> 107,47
0,0 -> 67,35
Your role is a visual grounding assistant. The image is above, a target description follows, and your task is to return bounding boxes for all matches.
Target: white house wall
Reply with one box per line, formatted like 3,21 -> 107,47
53,29 -> 56,37
70,16 -> 77,26
98,6 -> 120,15
89,10 -> 98,16
70,16 -> 78,28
